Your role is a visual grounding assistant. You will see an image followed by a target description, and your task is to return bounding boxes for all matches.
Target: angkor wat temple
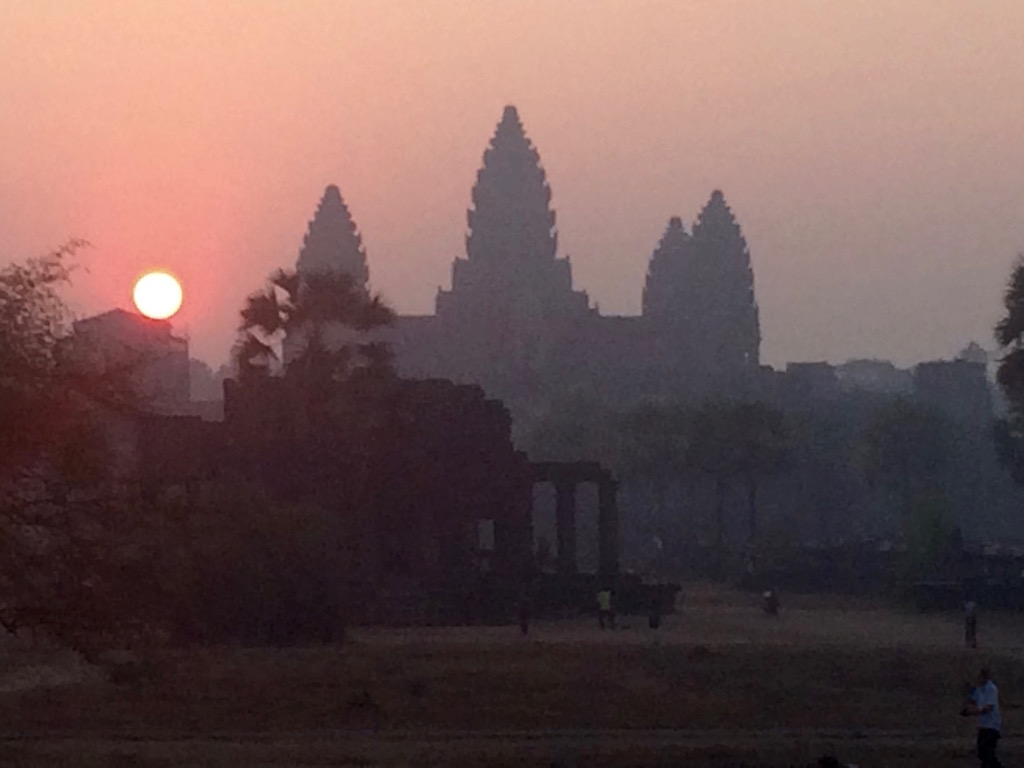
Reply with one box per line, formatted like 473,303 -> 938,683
293,106 -> 761,430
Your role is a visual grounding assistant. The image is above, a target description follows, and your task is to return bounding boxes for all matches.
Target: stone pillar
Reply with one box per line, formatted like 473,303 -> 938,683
554,479 -> 578,576
495,477 -> 534,578
598,476 -> 620,578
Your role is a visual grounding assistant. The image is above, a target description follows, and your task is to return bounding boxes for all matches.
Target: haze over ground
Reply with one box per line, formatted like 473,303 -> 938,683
2,1 -> 1023,368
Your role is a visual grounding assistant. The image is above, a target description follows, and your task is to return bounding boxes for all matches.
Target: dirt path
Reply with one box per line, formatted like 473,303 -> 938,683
3,589 -> 1022,765
0,727 -> 1010,767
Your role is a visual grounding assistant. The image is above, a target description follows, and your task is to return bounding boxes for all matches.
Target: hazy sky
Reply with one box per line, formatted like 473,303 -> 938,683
3,1 -> 1024,367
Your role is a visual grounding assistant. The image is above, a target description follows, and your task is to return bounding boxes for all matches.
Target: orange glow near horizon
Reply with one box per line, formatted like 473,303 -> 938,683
3,1 -> 1024,366
133,271 -> 183,320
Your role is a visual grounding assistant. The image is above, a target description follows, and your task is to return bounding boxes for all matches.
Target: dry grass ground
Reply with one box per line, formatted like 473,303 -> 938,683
2,584 -> 1023,766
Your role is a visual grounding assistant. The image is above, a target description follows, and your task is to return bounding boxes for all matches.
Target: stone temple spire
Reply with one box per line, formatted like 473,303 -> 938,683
690,190 -> 760,368
642,216 -> 694,320
436,105 -> 588,342
296,185 -> 369,290
466,105 -> 557,264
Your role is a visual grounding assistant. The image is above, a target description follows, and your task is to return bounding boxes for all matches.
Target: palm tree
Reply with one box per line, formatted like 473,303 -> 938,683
859,398 -> 952,524
232,269 -> 397,543
615,404 -> 692,571
995,256 -> 1024,485
730,403 -> 791,541
996,255 -> 1024,406
618,404 -> 691,522
685,401 -> 791,572
234,268 -> 395,390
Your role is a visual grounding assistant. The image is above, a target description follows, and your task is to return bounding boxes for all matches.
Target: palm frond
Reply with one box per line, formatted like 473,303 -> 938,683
270,269 -> 302,303
996,256 -> 1024,349
239,288 -> 283,335
355,294 -> 396,331
232,333 -> 278,377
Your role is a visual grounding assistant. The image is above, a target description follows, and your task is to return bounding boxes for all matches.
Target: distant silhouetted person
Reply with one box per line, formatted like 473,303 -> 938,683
518,583 -> 532,636
961,667 -> 1002,767
964,599 -> 978,648
742,549 -> 757,590
762,587 -> 779,616
648,597 -> 661,629
597,588 -> 615,629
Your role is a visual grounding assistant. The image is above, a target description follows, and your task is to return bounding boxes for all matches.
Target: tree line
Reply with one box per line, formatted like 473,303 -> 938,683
4,244 -> 1024,655
0,247 -> 396,656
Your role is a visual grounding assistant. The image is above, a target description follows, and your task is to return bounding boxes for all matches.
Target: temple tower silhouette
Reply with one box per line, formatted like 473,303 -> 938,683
288,107 -> 765,428
689,190 -> 761,376
643,215 -> 696,322
641,193 -> 760,396
431,106 -> 591,410
437,106 -> 589,324
296,185 -> 369,290
285,185 -> 372,365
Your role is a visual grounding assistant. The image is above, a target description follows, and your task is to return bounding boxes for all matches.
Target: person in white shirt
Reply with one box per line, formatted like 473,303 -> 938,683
961,667 -> 1002,768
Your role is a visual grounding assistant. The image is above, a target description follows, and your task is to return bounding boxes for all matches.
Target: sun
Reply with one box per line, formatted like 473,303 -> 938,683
133,271 -> 183,320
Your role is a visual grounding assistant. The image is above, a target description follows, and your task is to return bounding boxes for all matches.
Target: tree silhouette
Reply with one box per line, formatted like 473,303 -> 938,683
996,256 -> 1024,413
859,398 -> 952,522
995,256 -> 1024,484
729,403 -> 792,541
617,404 -> 690,524
686,401 -> 791,572
234,268 -> 395,390
0,240 -> 139,468
0,243 -> 78,462
0,241 -> 168,653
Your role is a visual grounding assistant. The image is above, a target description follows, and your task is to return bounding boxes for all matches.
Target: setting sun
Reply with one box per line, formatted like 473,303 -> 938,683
133,271 -> 183,320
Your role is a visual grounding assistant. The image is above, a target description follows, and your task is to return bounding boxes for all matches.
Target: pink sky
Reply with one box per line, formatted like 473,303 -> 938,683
2,0 -> 1023,367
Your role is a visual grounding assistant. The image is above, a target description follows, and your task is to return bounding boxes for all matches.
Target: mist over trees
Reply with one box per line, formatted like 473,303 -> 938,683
4,107 -> 1023,661
522,371 -> 1015,587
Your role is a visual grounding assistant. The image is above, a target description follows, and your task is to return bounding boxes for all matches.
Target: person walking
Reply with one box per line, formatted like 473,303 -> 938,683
964,599 -> 978,649
961,667 -> 1002,768
517,582 -> 532,636
597,588 -> 615,630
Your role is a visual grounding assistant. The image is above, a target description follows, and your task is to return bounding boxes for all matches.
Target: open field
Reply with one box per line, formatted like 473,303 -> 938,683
3,585 -> 1024,766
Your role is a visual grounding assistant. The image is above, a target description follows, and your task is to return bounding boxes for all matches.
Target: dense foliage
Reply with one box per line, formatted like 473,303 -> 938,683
995,256 -> 1024,484
234,268 -> 394,383
0,252 -> 383,655
0,242 -> 140,653
523,386 -> 1002,584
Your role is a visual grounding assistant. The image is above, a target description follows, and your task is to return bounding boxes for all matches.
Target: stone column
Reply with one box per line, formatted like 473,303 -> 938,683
554,479 -> 578,576
495,476 -> 534,578
598,476 -> 620,578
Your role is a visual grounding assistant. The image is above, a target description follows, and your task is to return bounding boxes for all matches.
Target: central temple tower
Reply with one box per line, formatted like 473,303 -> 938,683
433,106 -> 591,410
437,105 -> 589,327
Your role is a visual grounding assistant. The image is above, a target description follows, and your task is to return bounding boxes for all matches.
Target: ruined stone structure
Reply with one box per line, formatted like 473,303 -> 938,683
216,374 -> 622,622
532,461 -> 619,579
65,309 -> 191,415
292,106 -> 763,429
